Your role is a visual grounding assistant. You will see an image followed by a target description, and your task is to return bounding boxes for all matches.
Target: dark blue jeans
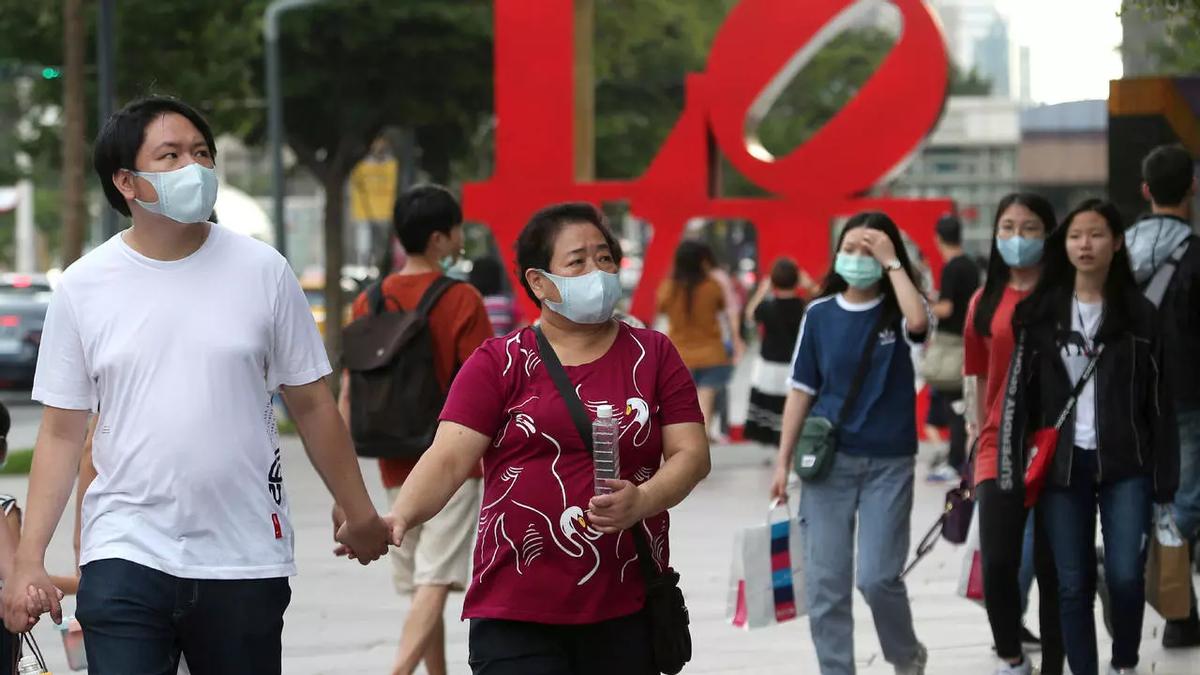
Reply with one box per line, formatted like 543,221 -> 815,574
1041,448 -> 1151,675
76,559 -> 291,675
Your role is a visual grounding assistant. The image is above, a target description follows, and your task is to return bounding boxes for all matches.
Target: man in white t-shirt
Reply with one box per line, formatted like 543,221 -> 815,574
0,96 -> 392,674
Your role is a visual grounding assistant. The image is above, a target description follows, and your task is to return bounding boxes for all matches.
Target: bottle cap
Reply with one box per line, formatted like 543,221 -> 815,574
597,404 -> 613,419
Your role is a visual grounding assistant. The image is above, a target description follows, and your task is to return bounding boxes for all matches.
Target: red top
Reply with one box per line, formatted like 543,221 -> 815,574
963,286 -> 1031,486
440,323 -> 703,624
351,272 -> 492,487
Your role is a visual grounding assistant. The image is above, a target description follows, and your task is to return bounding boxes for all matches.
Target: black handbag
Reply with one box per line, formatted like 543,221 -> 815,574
533,326 -> 691,675
900,438 -> 979,579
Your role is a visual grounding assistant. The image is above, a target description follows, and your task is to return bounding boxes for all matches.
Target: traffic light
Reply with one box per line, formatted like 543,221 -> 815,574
41,67 -> 61,80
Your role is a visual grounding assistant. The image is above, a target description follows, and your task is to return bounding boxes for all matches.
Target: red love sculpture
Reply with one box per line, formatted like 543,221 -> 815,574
464,0 -> 954,323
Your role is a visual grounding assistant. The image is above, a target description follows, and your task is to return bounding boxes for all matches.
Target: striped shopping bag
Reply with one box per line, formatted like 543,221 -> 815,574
727,500 -> 806,629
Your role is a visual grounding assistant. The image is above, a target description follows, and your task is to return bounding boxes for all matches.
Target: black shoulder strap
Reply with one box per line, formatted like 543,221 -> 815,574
533,325 -> 593,448
532,325 -> 662,583
1052,345 -> 1102,431
837,310 -> 887,426
415,276 -> 460,319
366,281 -> 387,316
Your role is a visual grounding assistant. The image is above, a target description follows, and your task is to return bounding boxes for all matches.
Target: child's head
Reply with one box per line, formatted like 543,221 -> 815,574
768,257 -> 799,290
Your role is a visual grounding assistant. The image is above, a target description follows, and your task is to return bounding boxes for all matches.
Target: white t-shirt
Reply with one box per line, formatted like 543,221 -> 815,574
1061,298 -> 1102,450
32,224 -> 332,579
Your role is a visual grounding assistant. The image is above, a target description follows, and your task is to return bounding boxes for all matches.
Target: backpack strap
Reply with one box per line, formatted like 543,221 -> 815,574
1143,240 -> 1190,308
366,281 -> 387,316
415,276 -> 460,319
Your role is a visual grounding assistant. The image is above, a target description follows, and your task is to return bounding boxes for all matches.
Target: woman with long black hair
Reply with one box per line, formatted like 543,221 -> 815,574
1003,199 -> 1179,675
963,193 -> 1064,675
770,212 -> 929,675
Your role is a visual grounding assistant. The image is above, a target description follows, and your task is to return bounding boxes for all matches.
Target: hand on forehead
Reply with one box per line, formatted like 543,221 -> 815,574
844,227 -> 874,247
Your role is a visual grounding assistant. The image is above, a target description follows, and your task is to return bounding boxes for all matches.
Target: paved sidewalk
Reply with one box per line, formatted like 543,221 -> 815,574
7,438 -> 1197,674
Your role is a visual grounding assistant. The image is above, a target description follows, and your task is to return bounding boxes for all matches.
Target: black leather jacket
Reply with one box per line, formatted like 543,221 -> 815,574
998,290 -> 1179,503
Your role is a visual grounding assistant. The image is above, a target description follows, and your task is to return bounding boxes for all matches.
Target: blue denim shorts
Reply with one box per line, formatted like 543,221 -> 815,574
691,365 -> 733,389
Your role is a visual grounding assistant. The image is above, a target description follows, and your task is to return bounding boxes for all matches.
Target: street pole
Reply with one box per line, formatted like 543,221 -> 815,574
265,0 -> 321,261
97,0 -> 117,240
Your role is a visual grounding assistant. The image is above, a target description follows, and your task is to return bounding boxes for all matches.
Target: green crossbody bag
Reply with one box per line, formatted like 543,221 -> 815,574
793,313 -> 885,481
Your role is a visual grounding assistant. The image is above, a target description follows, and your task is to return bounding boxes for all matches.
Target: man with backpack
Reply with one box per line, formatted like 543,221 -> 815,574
1125,143 -> 1200,648
338,184 -> 492,675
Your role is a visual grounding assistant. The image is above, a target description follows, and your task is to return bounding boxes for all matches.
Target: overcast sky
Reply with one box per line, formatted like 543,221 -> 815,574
996,0 -> 1125,104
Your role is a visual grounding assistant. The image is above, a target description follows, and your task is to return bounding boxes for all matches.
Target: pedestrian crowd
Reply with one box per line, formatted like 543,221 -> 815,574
0,95 -> 1195,675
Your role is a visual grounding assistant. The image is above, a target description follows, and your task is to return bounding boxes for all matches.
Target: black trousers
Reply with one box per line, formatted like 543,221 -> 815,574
978,479 -> 1065,674
468,610 -> 654,675
927,390 -> 968,472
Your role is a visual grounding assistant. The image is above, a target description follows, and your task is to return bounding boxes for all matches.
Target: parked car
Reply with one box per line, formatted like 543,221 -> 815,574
0,274 -> 52,389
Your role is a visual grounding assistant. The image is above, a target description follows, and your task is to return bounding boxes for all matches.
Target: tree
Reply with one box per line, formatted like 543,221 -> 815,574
60,0 -> 86,266
274,0 -> 493,367
593,0 -> 736,180
1,0 -> 495,368
0,0 -> 268,268
1122,0 -> 1200,73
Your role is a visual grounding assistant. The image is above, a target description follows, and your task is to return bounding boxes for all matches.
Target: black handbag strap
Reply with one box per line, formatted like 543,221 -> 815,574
1052,345 -> 1102,431
533,325 -> 663,585
836,311 -> 888,427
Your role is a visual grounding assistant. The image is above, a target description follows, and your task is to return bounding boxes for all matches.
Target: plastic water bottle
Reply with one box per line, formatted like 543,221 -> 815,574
16,654 -> 43,674
592,404 -> 620,495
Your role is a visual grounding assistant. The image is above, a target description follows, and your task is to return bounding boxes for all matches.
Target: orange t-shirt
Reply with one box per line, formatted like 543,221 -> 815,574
351,271 -> 492,488
656,277 -> 729,370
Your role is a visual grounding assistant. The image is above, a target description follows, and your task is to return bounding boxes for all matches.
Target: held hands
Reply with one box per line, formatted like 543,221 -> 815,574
330,504 -> 394,565
1,562 -> 64,632
587,480 -> 648,534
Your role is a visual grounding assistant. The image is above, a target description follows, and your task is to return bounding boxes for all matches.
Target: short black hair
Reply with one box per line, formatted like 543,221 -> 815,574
769,257 -> 799,290
1142,144 -> 1194,207
393,184 -> 462,254
92,96 -> 217,217
935,214 -> 962,245
515,202 -> 623,307
468,256 -> 505,297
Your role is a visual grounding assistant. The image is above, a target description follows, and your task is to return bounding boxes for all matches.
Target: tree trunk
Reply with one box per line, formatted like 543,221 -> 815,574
322,169 -> 348,386
60,0 -> 86,266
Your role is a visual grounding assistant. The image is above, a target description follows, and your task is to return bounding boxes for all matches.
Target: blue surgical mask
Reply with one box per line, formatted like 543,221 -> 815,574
538,269 -> 622,324
131,163 -> 218,224
834,253 -> 883,289
996,236 -> 1044,268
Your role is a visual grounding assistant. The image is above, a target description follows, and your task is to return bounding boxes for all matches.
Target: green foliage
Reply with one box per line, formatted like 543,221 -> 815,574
594,0 -> 736,179
1122,0 -> 1200,74
275,0 -> 492,183
0,449 -> 33,475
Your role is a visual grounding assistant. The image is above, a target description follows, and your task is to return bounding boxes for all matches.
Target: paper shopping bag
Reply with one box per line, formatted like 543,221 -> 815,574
727,501 -> 806,629
1146,508 -> 1192,621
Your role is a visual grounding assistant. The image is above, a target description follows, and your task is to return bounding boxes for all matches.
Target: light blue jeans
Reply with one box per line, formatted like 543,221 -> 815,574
799,453 -> 921,675
1173,406 -> 1200,540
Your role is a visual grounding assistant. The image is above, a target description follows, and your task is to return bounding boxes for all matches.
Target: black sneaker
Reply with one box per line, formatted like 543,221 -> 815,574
1020,625 -> 1042,651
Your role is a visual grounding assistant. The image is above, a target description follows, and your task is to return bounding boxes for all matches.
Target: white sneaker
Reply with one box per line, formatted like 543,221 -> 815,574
994,656 -> 1032,675
895,643 -> 928,675
925,463 -> 959,483
1107,666 -> 1137,675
